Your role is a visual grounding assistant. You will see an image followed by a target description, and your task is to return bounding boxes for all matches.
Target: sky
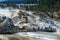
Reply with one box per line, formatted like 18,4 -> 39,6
0,0 -> 38,4
0,0 -> 5,2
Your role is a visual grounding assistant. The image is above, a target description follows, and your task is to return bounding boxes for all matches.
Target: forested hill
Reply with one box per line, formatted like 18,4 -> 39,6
0,0 -> 60,12
31,0 -> 60,12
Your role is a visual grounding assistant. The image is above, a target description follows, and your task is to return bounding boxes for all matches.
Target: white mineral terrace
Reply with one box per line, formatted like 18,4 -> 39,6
0,8 -> 60,40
